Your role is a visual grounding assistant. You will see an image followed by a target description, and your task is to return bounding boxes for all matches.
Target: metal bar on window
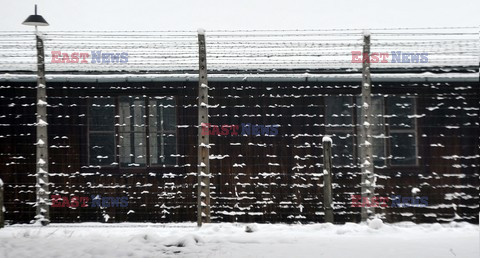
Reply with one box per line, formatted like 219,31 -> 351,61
149,99 -> 158,165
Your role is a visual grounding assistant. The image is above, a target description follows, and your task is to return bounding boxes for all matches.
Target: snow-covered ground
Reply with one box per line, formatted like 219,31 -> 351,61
0,221 -> 478,258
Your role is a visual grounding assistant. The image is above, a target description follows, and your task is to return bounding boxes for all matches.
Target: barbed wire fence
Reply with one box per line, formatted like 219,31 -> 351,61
0,27 -> 478,225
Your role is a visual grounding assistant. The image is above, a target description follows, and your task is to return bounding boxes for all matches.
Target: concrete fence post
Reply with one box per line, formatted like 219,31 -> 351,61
35,33 -> 50,226
322,136 -> 334,223
197,28 -> 210,226
359,32 -> 375,222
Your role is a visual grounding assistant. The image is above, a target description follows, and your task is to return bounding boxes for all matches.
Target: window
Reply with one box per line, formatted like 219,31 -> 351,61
324,95 -> 417,167
386,96 -> 417,165
325,96 -> 355,166
88,96 -> 177,167
88,97 -> 116,166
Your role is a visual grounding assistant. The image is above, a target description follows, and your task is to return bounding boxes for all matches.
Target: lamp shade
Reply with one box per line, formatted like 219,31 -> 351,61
22,15 -> 49,26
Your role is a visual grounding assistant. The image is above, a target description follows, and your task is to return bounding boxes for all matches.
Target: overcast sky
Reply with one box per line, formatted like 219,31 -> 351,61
0,0 -> 478,31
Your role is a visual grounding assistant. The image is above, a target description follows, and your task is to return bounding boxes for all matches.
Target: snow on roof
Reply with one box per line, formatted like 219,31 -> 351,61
0,72 -> 477,83
0,27 -> 477,75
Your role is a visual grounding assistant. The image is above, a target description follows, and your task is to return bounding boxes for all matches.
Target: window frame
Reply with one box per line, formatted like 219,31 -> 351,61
146,96 -> 178,167
324,94 -> 419,168
324,95 -> 356,167
87,96 -> 117,168
385,95 -> 419,167
87,95 -> 178,169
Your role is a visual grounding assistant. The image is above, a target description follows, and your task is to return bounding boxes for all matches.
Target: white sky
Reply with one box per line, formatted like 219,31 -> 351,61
0,0 -> 478,31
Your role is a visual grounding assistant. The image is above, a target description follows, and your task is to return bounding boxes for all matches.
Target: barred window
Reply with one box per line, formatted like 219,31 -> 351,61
88,96 -> 177,167
325,95 -> 355,166
88,97 -> 115,166
387,96 -> 417,166
324,95 -> 417,167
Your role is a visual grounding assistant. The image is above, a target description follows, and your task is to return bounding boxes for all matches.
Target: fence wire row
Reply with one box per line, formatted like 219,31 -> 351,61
0,27 -> 477,72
